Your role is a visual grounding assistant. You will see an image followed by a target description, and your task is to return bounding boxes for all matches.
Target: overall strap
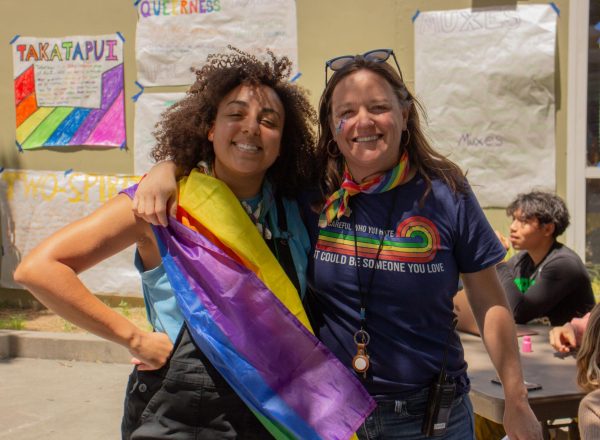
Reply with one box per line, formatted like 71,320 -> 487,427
265,196 -> 302,295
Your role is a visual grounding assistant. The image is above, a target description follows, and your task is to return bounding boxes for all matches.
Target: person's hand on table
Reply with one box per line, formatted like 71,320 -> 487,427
549,322 -> 577,353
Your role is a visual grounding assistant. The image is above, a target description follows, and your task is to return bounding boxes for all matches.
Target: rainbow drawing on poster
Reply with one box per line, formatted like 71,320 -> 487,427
12,35 -> 125,149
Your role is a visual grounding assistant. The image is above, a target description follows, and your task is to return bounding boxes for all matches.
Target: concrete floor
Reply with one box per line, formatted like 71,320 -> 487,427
0,357 -> 131,439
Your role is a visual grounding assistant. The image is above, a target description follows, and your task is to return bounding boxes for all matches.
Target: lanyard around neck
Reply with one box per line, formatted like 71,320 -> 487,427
351,191 -> 399,332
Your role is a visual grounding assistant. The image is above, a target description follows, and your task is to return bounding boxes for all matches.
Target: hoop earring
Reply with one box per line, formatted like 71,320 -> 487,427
327,139 -> 341,158
401,129 -> 411,147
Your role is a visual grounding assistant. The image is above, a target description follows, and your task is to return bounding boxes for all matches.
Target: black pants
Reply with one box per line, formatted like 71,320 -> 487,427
121,325 -> 272,439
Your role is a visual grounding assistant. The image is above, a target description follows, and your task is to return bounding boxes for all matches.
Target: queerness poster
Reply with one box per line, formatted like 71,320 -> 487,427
0,170 -> 142,296
135,0 -> 298,86
414,5 -> 557,207
12,34 -> 126,150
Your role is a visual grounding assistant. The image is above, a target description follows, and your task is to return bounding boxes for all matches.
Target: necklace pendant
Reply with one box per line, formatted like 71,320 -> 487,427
352,342 -> 370,377
352,329 -> 371,377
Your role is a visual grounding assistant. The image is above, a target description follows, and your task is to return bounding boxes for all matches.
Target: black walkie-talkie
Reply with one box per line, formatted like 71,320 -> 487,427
421,318 -> 458,437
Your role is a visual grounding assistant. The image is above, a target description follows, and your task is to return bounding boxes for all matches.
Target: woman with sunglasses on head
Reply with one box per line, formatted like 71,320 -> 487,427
15,48 -> 374,439
134,49 -> 542,440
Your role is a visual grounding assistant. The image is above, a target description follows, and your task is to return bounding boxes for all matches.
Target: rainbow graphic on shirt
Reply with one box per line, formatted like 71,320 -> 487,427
316,216 -> 440,263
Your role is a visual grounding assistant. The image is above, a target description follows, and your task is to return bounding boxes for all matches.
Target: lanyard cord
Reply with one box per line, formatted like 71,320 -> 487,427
351,191 -> 399,332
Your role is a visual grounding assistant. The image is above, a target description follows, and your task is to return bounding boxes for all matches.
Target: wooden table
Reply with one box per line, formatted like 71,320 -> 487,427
460,326 -> 584,438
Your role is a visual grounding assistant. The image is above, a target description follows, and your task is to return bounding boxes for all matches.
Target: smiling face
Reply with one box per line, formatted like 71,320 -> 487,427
208,83 -> 284,188
509,209 -> 555,251
330,69 -> 409,182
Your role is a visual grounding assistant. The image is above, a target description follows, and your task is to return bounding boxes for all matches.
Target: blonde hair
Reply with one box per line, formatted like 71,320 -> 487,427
577,304 -> 600,392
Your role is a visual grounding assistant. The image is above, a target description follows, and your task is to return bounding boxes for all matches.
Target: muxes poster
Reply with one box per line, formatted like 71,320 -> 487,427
0,170 -> 141,296
135,0 -> 298,86
12,34 -> 125,149
414,5 -> 557,207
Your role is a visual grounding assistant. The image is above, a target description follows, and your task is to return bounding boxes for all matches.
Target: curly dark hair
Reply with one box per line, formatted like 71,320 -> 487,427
315,56 -> 466,206
506,191 -> 570,238
152,47 -> 317,197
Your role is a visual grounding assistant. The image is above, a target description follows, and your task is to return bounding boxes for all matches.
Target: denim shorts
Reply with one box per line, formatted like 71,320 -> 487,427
358,386 -> 475,440
121,325 -> 271,440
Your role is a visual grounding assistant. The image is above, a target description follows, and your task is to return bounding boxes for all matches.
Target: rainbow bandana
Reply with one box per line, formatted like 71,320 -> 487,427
152,169 -> 375,440
319,152 -> 411,228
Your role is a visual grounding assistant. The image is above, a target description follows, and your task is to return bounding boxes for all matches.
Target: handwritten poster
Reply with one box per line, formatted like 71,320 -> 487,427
136,0 -> 298,86
12,34 -> 125,149
0,170 -> 142,296
134,92 -> 185,175
414,5 -> 557,206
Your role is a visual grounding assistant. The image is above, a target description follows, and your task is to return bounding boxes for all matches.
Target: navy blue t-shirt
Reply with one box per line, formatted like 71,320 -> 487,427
303,174 -> 505,399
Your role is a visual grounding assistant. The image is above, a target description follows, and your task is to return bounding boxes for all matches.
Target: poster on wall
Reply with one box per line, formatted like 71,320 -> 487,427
12,34 -> 126,150
135,0 -> 298,86
0,170 -> 142,296
134,92 -> 186,175
414,5 -> 557,207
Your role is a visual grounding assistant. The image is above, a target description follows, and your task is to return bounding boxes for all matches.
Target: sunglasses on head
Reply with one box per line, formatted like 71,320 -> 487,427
324,48 -> 403,86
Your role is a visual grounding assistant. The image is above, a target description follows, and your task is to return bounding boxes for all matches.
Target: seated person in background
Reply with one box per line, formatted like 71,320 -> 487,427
576,304 -> 600,439
550,311 -> 590,353
496,191 -> 594,326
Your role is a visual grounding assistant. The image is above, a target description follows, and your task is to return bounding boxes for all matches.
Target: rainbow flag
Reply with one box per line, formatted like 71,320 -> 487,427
151,170 -> 375,439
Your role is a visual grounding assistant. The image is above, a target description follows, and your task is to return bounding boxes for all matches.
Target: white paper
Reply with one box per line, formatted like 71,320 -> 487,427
414,5 -> 557,207
135,0 -> 298,86
0,170 -> 142,297
134,92 -> 186,175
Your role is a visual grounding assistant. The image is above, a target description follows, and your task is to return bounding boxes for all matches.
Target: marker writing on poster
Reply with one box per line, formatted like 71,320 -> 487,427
138,0 -> 221,18
15,39 -> 120,62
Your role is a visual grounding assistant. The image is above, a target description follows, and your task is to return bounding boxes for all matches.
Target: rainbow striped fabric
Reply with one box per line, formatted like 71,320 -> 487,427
151,170 -> 375,440
319,152 -> 411,228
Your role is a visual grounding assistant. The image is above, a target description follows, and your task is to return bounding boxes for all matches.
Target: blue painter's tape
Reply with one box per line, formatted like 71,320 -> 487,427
9,35 -> 20,45
116,32 -> 125,42
412,10 -> 420,23
595,22 -> 600,32
134,0 -> 141,5
132,81 -> 145,102
120,141 -> 127,151
549,2 -> 560,16
15,141 -> 23,153
290,72 -> 302,83
64,168 -> 73,177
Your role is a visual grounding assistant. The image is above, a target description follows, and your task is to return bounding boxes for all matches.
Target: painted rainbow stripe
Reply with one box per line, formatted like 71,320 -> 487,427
14,63 -> 125,149
316,216 -> 440,263
142,171 -> 374,440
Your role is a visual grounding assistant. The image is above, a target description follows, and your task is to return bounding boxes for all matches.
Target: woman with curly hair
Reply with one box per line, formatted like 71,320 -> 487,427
14,48 -> 372,439
577,304 -> 600,439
